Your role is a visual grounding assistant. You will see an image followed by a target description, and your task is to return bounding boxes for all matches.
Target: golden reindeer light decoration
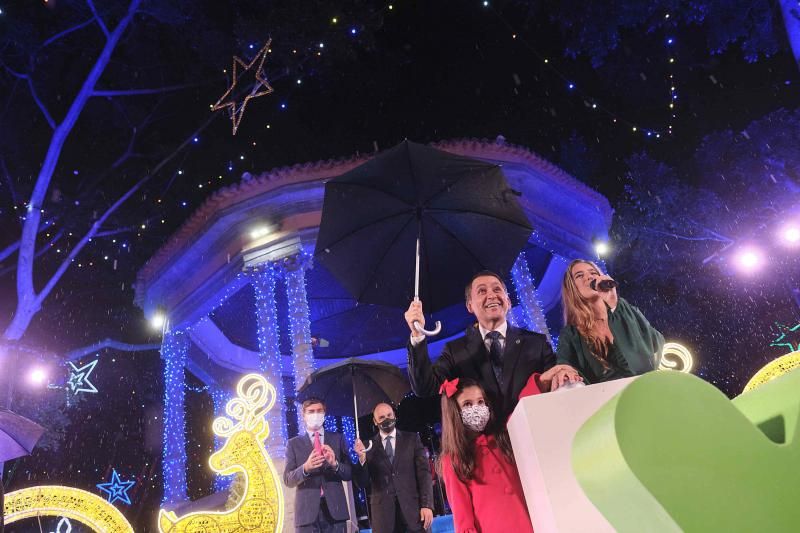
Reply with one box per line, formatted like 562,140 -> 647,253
158,373 -> 285,532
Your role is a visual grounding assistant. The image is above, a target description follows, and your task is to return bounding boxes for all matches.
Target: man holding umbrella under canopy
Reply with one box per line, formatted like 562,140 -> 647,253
353,402 -> 434,533
405,271 -> 582,422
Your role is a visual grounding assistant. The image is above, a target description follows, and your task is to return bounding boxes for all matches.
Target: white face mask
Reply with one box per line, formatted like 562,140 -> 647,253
305,412 -> 325,431
461,404 -> 491,432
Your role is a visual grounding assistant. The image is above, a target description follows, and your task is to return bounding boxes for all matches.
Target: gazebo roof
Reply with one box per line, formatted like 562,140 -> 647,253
135,137 -> 612,377
137,137 -> 610,292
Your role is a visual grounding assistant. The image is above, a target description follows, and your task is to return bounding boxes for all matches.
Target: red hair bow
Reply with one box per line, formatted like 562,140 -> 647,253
439,378 -> 459,397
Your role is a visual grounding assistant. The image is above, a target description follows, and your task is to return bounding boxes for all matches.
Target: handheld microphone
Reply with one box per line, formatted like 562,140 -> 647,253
590,279 -> 618,291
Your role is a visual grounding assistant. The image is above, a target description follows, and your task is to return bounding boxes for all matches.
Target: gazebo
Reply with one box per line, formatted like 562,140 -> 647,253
135,137 -> 612,513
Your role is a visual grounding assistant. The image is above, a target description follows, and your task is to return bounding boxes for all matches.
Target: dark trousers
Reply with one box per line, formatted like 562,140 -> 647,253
296,497 -> 347,533
372,498 -> 426,533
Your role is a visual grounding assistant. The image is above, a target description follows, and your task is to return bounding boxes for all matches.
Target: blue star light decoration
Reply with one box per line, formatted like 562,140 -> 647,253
770,322 -> 800,353
67,359 -> 98,395
97,469 -> 136,505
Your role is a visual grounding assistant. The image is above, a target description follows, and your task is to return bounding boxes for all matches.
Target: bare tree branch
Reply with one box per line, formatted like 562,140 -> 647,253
66,338 -> 160,361
702,241 -> 736,265
684,218 -> 736,243
75,99 -> 160,194
0,230 -> 64,277
85,0 -> 110,38
92,82 -> 201,97
641,227 -> 733,243
1,64 -> 56,129
0,156 -> 19,205
0,79 -> 21,124
94,225 -> 138,238
40,18 -> 96,49
33,111 -> 216,311
0,242 -> 19,265
0,217 -> 60,265
5,0 -> 143,341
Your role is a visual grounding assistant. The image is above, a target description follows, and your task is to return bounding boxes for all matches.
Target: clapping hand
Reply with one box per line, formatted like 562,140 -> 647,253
303,450 -> 325,473
322,444 -> 337,467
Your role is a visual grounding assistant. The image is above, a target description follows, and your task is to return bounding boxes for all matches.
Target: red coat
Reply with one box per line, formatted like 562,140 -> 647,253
441,374 -> 542,533
442,434 -> 534,533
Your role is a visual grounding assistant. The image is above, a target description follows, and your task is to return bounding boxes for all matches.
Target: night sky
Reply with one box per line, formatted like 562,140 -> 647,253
1,0 -> 799,531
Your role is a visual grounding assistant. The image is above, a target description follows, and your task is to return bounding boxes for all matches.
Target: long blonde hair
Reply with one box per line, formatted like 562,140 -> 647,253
561,259 -> 611,367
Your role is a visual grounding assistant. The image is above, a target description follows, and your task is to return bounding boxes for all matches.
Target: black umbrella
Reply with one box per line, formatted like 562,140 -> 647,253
297,358 -> 410,450
315,140 -> 532,335
0,408 -> 45,462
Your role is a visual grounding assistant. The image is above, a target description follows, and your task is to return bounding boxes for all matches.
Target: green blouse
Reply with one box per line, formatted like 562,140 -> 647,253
556,297 -> 665,384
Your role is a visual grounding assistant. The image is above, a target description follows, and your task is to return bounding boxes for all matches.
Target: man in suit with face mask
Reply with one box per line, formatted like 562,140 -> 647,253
354,403 -> 434,533
284,398 -> 353,533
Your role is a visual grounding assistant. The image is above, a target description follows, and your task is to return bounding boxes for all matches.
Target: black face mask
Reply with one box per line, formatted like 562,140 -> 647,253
378,417 -> 396,431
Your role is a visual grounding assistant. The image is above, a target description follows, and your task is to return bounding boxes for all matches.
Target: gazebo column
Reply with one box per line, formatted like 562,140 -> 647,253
511,254 -> 554,348
250,265 -> 288,457
210,385 -> 232,492
283,255 -> 315,431
161,328 -> 189,504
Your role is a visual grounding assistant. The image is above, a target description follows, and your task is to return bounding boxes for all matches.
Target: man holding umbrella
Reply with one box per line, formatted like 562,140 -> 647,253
405,271 -> 582,422
353,402 -> 434,533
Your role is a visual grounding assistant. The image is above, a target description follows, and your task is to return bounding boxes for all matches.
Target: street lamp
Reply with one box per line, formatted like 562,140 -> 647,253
733,246 -> 764,274
594,241 -> 610,257
28,367 -> 48,386
779,224 -> 800,246
150,311 -> 166,331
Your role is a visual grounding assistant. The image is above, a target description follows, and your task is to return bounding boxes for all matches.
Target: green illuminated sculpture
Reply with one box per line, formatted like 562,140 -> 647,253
572,369 -> 800,532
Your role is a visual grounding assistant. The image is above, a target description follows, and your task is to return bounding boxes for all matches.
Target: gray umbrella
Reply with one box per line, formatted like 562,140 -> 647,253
0,408 -> 45,462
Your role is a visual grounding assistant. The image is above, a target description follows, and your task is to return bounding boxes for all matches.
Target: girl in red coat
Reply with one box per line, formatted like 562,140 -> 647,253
438,377 -> 535,533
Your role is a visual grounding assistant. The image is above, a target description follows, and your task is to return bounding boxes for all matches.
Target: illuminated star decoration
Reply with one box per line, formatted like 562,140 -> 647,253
770,322 -> 800,353
97,469 -> 136,505
211,39 -> 274,135
67,359 -> 98,395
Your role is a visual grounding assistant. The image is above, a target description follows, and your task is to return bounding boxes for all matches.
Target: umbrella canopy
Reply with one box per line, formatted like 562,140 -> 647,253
296,358 -> 409,418
315,140 -> 533,313
0,408 -> 45,462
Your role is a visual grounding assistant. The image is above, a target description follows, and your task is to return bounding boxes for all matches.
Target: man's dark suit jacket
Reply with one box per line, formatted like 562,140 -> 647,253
354,430 -> 433,533
284,430 -> 353,528
408,324 -> 555,421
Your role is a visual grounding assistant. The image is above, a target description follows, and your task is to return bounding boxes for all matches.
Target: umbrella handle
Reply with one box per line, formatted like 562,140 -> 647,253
351,369 -> 374,453
414,320 -> 442,337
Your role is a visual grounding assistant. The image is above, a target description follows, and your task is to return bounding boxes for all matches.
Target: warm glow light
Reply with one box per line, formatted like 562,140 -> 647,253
150,312 -> 166,330
780,224 -> 800,246
594,241 -> 610,257
658,342 -> 694,373
158,374 -> 284,532
3,485 -> 134,532
249,225 -> 273,240
29,367 -> 47,385
734,247 -> 764,273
